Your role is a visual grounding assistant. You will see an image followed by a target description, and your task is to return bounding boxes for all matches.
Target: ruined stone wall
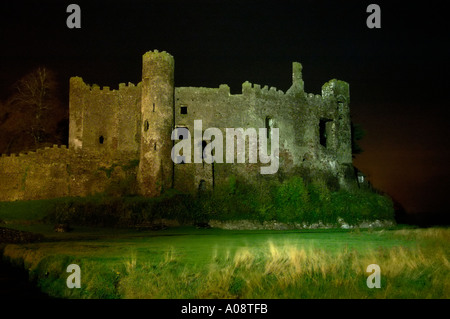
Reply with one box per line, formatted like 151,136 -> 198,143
0,52 -> 356,203
0,75 -> 142,202
173,64 -> 355,193
69,77 -> 141,158
0,145 -> 139,202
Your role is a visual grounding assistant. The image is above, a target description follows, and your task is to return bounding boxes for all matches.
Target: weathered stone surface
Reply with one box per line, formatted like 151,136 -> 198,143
0,145 -> 139,201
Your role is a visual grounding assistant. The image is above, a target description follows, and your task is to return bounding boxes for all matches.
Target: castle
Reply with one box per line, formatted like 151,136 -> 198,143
0,50 -> 357,201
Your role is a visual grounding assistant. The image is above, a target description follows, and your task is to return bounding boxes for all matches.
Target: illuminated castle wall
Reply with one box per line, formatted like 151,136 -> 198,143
0,50 -> 356,201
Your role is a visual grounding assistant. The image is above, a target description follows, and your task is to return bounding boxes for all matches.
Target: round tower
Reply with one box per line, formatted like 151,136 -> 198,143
138,50 -> 174,196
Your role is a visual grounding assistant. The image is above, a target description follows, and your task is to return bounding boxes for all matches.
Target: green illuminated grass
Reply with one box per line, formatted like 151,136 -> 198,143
1,226 -> 449,299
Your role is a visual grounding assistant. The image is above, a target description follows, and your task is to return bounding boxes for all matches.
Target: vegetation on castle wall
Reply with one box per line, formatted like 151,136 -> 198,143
199,176 -> 394,225
2,175 -> 394,228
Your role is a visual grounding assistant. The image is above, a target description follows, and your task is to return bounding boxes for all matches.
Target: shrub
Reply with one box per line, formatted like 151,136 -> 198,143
42,190 -> 204,227
273,177 -> 309,222
198,176 -> 264,221
327,189 -> 394,225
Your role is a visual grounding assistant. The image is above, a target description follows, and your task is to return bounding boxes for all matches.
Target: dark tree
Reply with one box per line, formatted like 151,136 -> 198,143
0,67 -> 67,153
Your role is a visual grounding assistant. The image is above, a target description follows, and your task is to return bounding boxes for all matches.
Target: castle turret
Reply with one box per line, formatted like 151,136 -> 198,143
138,50 -> 175,196
322,79 -> 352,164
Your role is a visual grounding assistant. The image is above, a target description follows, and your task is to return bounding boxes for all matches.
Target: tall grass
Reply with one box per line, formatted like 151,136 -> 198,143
190,241 -> 448,299
3,228 -> 448,299
114,231 -> 449,299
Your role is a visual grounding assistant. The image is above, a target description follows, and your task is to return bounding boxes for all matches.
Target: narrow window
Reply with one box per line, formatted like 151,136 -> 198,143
153,103 -> 155,112
265,116 -> 273,138
180,105 -> 187,115
319,119 -> 332,148
99,135 -> 104,144
202,140 -> 207,168
144,120 -> 149,132
319,119 -> 327,147
202,141 -> 207,159
154,142 -> 157,150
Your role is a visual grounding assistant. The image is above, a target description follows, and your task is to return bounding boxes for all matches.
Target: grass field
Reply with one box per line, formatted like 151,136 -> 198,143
1,221 -> 449,299
0,197 -> 448,299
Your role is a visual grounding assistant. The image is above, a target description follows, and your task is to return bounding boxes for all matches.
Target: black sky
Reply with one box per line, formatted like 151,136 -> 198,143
1,0 -> 449,215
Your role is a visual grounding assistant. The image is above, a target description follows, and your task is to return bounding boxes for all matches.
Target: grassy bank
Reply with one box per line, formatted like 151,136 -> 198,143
1,227 -> 448,299
0,177 -> 395,229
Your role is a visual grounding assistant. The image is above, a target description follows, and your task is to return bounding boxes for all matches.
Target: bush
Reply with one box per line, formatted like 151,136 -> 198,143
201,178 -> 262,221
326,189 -> 394,225
43,190 -> 204,227
273,177 -> 309,222
199,176 -> 394,226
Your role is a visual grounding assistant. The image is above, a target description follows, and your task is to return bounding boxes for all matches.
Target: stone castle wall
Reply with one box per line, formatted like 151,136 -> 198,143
69,77 -> 142,156
173,75 -> 354,193
0,145 -> 138,201
0,50 -> 356,203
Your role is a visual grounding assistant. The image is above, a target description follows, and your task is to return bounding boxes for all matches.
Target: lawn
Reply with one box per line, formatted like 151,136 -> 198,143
1,222 -> 449,299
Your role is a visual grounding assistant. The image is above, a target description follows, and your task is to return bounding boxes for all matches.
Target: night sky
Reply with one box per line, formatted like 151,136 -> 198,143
1,1 -> 449,217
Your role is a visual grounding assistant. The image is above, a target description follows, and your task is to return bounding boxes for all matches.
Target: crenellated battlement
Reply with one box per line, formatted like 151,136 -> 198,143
177,81 -> 289,98
143,49 -> 173,58
142,49 -> 175,71
242,81 -> 285,96
176,85 -> 231,96
0,144 -> 68,158
305,92 -> 323,100
70,77 -> 141,94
